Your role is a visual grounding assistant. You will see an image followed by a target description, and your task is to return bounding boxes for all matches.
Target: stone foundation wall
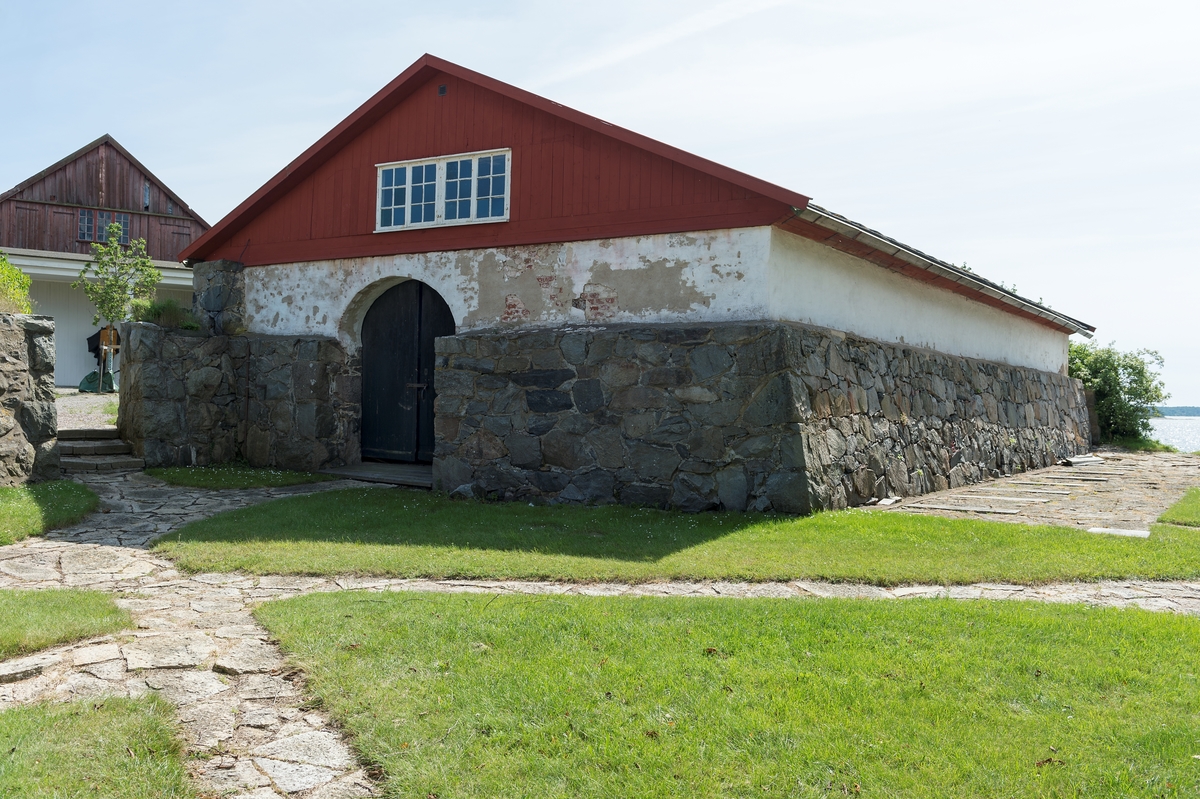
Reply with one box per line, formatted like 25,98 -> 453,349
117,322 -> 358,470
0,315 -> 58,484
193,260 -> 246,336
433,322 -> 1089,512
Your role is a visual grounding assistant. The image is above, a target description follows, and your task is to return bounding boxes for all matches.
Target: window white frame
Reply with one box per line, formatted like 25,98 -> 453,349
374,148 -> 512,233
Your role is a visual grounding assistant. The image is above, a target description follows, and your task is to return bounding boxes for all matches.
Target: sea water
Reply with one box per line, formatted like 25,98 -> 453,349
1149,417 -> 1200,453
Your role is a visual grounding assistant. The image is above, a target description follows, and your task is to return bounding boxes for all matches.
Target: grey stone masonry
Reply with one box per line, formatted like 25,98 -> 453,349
433,322 -> 1090,513
192,259 -> 246,336
117,322 -> 359,471
0,314 -> 58,484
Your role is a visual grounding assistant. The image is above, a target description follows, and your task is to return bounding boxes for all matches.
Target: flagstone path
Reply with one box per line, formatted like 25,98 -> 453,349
0,458 -> 1196,798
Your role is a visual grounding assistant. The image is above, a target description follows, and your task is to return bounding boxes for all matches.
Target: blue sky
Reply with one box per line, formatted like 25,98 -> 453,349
3,0 -> 1197,402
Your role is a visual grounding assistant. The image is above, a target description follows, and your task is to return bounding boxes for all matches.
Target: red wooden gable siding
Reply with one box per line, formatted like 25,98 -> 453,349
0,137 -> 208,262
197,71 -> 795,266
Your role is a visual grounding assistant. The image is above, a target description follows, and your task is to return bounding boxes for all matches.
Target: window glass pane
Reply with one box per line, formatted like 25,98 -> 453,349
492,154 -> 506,174
478,157 -> 491,177
477,198 -> 489,218
477,177 -> 490,198
411,204 -> 423,224
382,169 -> 394,188
396,167 -> 406,185
458,200 -> 470,218
381,208 -> 392,227
396,187 -> 406,206
382,188 -> 393,207
492,175 -> 505,195
492,197 -> 504,217
447,161 -> 457,180
446,182 -> 458,201
412,185 -> 424,203
395,207 -> 404,226
423,202 -> 435,221
424,164 -> 435,182
445,203 -> 457,220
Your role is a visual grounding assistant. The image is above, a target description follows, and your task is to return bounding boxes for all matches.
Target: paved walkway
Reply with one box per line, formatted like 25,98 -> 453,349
0,458 -> 1196,798
888,449 -> 1199,530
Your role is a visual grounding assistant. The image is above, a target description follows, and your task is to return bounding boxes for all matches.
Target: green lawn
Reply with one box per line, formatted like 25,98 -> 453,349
155,487 -> 1200,585
257,592 -> 1200,798
0,697 -> 195,798
0,588 -> 130,659
0,480 -> 98,545
145,462 -> 336,489
1160,488 -> 1200,528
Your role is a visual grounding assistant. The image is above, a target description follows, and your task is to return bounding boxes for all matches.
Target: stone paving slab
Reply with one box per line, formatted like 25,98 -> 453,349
882,449 -> 1200,530
0,458 -> 1195,797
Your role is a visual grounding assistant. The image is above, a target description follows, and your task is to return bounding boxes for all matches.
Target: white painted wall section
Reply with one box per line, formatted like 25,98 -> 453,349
242,229 -> 773,352
766,227 -> 1070,373
239,225 -> 1070,373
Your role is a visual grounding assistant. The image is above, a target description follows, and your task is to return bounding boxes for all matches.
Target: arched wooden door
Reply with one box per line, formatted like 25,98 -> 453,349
360,281 -> 455,463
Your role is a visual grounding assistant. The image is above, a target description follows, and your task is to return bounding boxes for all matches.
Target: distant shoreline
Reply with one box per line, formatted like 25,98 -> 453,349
1155,407 -> 1200,417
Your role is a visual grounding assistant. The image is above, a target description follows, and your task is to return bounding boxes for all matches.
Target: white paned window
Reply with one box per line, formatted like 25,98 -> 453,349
376,149 -> 511,232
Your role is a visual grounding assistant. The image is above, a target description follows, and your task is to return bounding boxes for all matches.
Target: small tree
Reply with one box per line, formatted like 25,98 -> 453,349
0,251 -> 32,314
1068,341 -> 1169,440
72,222 -> 161,325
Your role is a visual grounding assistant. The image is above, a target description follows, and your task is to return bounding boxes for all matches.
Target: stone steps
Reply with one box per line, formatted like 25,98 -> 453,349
58,427 -> 143,472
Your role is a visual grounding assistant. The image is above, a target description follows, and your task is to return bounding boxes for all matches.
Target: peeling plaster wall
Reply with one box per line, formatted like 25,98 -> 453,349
239,224 -> 1070,373
766,228 -> 1070,374
240,228 -> 772,352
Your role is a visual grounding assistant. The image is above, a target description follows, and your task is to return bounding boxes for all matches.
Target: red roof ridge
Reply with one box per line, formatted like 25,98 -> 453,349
181,54 -> 809,262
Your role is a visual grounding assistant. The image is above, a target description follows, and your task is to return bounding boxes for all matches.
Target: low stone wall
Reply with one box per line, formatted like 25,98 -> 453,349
117,322 -> 358,470
0,315 -> 58,484
433,322 -> 1089,512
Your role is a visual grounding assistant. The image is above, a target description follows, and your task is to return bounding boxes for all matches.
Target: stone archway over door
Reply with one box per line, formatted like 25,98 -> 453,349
360,281 -> 455,463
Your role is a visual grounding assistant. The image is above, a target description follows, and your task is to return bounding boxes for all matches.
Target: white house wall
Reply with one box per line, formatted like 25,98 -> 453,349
241,228 -> 774,352
766,228 -> 1070,374
239,224 -> 1069,373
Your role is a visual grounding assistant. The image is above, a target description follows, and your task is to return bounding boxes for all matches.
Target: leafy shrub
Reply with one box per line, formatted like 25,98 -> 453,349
0,251 -> 32,314
131,298 -> 200,330
1069,341 -> 1168,440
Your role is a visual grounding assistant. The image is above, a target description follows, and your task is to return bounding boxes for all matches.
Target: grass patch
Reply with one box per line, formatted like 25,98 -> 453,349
103,398 -> 118,425
145,462 -> 336,489
1109,434 -> 1177,452
0,589 -> 130,659
0,480 -> 98,545
156,488 -> 1200,585
1160,488 -> 1200,528
257,592 -> 1200,798
0,696 -> 195,798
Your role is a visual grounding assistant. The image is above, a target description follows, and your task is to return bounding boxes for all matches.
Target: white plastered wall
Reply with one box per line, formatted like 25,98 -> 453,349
766,227 -> 1070,374
241,228 -> 773,353
238,224 -> 1070,373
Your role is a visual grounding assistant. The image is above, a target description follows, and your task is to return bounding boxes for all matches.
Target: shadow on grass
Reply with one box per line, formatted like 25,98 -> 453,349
0,480 -> 98,546
163,486 -> 753,562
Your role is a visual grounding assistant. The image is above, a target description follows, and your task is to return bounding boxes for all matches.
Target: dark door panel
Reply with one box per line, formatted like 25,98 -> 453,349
360,281 -> 455,463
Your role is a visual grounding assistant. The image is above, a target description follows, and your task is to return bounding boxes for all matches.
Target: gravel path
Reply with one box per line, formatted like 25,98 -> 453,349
55,389 -> 118,430
0,460 -> 1196,798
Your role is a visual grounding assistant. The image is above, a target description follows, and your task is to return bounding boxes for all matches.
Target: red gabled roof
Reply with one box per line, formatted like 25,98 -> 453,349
181,54 -> 809,263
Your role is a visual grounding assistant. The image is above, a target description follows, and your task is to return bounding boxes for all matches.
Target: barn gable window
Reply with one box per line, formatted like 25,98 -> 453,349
376,149 -> 511,232
78,209 -> 94,241
95,212 -> 131,245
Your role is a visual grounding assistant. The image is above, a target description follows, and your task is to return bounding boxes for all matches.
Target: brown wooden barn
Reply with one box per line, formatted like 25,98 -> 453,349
0,134 -> 208,384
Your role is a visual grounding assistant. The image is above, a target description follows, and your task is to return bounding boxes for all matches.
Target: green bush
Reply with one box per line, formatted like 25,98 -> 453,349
0,251 -> 32,314
1069,341 -> 1168,440
131,297 -> 200,330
